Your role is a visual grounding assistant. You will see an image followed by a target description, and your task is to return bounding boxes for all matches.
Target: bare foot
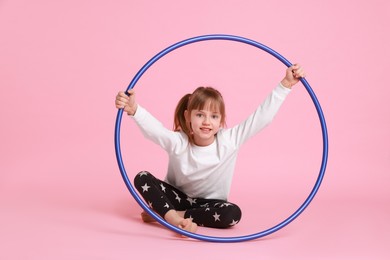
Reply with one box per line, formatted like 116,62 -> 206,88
164,210 -> 198,237
178,218 -> 198,233
141,211 -> 157,223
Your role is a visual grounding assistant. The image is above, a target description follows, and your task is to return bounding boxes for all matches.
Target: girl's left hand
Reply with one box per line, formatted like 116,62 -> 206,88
281,64 -> 305,89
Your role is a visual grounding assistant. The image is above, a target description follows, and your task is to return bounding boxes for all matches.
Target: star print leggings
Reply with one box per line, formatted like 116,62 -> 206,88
134,171 -> 242,228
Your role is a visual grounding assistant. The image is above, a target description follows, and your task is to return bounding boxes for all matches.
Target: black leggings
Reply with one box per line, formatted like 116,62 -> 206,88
134,171 -> 242,228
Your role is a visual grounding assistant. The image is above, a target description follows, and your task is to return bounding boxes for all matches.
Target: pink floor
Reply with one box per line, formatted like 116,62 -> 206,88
1,174 -> 389,259
1,1 -> 389,259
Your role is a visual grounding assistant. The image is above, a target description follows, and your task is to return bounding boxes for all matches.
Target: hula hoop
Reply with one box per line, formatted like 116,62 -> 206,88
114,34 -> 328,242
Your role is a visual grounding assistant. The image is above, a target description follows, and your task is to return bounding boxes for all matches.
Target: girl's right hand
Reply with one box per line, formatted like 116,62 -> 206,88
115,89 -> 138,116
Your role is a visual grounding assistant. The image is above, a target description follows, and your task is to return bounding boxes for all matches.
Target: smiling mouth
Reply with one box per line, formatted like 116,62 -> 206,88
200,127 -> 212,133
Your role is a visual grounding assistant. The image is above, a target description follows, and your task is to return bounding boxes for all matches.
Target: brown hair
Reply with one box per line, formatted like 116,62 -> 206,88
174,86 -> 226,144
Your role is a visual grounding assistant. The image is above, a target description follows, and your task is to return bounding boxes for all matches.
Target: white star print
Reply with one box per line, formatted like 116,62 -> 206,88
229,219 -> 239,226
187,198 -> 197,206
160,183 -> 166,192
220,203 -> 232,208
139,171 -> 148,176
172,191 -> 181,203
141,183 -> 150,192
213,212 -> 221,222
148,201 -> 153,208
164,203 -> 169,208
205,208 -> 210,211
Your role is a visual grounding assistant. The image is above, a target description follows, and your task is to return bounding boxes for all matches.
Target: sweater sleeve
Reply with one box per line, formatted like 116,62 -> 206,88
131,105 -> 183,152
223,83 -> 291,148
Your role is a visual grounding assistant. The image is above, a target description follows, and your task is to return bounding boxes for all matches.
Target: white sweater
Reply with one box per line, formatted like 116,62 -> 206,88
132,83 -> 291,200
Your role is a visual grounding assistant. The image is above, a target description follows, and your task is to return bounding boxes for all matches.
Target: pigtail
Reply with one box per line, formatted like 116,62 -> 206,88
174,93 -> 193,140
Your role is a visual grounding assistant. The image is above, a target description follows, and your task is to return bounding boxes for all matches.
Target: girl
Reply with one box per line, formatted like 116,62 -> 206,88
115,64 -> 305,235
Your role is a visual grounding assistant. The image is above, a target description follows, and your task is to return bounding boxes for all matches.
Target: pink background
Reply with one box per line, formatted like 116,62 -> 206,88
1,0 -> 389,259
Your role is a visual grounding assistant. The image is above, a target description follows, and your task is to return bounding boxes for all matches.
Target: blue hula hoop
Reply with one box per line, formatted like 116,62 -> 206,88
114,34 -> 328,242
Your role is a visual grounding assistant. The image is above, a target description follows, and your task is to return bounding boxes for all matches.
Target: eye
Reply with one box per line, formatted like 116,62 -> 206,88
196,113 -> 203,118
212,114 -> 220,119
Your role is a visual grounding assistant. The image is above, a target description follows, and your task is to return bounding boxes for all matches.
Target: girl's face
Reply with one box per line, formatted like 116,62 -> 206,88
186,104 -> 222,146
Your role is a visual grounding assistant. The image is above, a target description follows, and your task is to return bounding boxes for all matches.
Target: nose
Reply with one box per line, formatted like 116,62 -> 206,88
202,116 -> 210,124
